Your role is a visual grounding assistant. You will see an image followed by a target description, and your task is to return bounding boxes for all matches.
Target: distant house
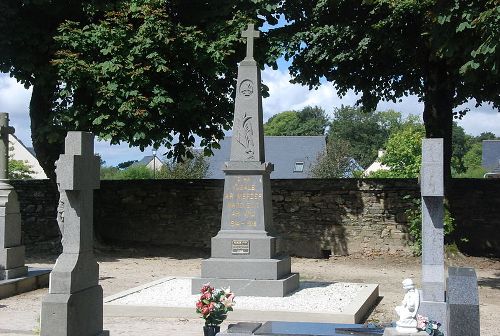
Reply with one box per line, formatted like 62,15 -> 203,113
207,136 -> 326,179
134,155 -> 165,171
482,140 -> 500,178
363,149 -> 389,176
9,134 -> 47,179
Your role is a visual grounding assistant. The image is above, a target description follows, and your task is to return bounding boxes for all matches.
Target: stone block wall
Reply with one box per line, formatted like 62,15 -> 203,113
9,179 -> 61,254
271,179 -> 419,257
9,178 -> 500,257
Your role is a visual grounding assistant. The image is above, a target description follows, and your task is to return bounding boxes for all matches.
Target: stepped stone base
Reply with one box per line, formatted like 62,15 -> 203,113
0,267 -> 50,299
192,273 -> 299,297
201,256 -> 291,280
40,285 -> 107,336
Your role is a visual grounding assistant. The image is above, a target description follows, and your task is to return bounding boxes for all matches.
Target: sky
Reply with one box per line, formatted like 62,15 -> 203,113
1,69 -> 499,166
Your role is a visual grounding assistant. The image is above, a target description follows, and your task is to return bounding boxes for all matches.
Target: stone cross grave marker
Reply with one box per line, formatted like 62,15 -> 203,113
191,24 -> 299,297
0,112 -> 15,179
40,131 -> 108,336
0,112 -> 28,280
419,138 -> 447,334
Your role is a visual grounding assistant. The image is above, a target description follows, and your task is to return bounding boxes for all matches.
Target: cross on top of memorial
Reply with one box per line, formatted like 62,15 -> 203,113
241,24 -> 260,60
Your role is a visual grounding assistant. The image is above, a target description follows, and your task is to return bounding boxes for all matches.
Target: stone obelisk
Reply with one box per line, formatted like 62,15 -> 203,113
0,112 -> 28,280
191,24 -> 299,297
40,132 -> 108,336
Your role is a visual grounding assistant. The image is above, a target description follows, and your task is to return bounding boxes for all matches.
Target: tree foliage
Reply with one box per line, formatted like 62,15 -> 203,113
9,159 -> 34,179
264,105 -> 329,136
368,124 -> 426,178
0,0 -> 89,179
101,150 -> 209,179
309,138 -> 359,178
1,0 -> 280,178
159,151 -> 210,179
328,106 -> 420,168
268,0 -> 500,181
52,0 -> 279,161
117,160 -> 138,170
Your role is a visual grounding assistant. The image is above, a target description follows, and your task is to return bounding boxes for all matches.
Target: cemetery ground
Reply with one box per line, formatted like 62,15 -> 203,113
1,245 -> 498,336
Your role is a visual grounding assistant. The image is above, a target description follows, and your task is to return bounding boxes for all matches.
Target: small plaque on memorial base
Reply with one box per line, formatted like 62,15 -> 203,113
232,240 -> 250,255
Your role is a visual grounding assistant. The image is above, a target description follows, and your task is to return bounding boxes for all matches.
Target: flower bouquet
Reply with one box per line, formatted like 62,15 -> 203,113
196,283 -> 235,336
417,315 -> 444,336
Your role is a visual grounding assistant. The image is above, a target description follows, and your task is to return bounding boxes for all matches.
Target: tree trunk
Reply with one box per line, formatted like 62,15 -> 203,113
29,75 -> 64,181
422,58 -> 455,187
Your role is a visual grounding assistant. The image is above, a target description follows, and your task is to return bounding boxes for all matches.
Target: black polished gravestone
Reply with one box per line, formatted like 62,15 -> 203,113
221,321 -> 385,336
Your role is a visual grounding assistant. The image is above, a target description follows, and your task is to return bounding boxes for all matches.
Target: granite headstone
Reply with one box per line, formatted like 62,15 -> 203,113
191,24 -> 299,297
447,267 -> 480,336
40,132 -> 108,336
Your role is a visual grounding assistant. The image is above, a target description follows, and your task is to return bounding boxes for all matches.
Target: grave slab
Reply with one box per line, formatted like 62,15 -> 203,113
218,321 -> 385,336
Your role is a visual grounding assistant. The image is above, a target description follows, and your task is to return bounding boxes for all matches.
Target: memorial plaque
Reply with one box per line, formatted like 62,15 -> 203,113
232,240 -> 250,255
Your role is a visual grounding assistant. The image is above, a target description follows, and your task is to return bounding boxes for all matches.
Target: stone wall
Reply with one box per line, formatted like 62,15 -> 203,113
10,180 -> 60,254
10,179 -> 500,257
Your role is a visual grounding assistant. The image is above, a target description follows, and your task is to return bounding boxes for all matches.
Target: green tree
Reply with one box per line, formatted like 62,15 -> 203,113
100,166 -> 120,180
52,0 -> 280,162
328,106 -> 418,168
117,165 -> 154,179
1,0 -> 280,178
451,122 -> 474,175
158,151 -> 210,179
8,159 -> 34,179
0,0 -> 89,179
264,111 -> 301,136
455,141 -> 487,178
310,138 -> 359,178
117,160 -> 138,170
268,0 -> 500,181
453,130 -> 498,177
369,125 -> 426,178
264,106 -> 328,136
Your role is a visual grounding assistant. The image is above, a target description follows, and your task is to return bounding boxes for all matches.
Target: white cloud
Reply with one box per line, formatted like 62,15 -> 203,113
95,141 -> 154,166
0,73 -> 33,147
261,67 -> 359,120
262,67 -> 500,136
1,68 -> 499,166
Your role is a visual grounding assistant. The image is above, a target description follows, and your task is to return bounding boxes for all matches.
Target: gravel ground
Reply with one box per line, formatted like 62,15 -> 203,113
0,245 -> 498,336
108,277 -> 366,313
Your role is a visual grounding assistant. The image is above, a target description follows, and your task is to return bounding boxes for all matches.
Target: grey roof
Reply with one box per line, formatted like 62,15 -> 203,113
482,140 -> 500,171
27,147 -> 36,157
207,136 -> 326,179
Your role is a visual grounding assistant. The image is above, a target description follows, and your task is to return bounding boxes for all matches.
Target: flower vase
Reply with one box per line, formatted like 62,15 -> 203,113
203,325 -> 220,336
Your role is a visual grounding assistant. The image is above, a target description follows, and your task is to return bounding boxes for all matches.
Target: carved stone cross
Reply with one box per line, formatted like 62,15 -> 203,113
241,23 -> 260,60
0,112 -> 15,180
